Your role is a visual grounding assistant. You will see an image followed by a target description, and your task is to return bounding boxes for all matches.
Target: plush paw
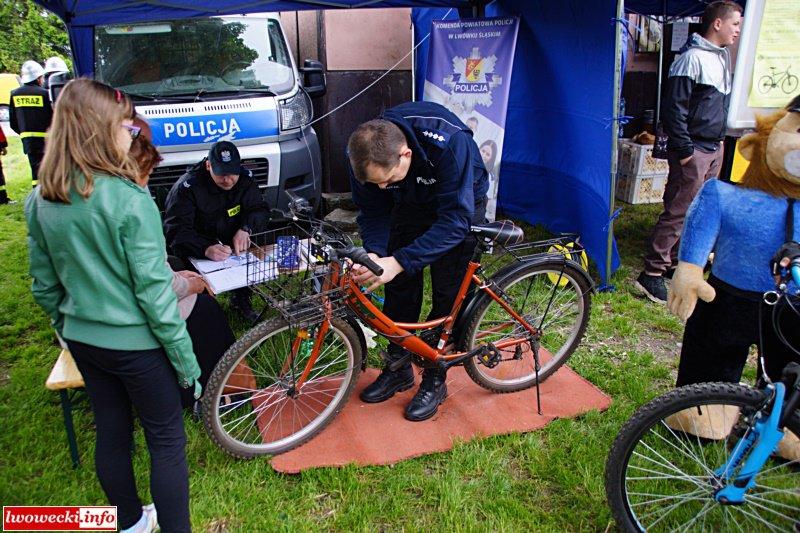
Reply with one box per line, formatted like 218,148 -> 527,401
667,262 -> 716,322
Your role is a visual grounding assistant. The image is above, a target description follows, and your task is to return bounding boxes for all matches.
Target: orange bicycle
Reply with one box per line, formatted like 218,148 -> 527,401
202,193 -> 593,457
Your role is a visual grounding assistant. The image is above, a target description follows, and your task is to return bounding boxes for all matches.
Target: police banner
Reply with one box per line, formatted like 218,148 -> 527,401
423,16 -> 520,221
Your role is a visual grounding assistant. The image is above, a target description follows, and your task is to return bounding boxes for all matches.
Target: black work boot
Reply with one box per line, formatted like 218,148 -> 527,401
359,353 -> 415,404
230,288 -> 259,323
404,368 -> 447,421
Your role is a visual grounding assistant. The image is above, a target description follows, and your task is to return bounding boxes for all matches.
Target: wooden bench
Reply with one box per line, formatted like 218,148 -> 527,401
45,349 -> 85,468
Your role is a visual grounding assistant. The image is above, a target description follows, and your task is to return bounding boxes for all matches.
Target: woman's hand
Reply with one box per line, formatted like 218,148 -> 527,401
177,270 -> 206,294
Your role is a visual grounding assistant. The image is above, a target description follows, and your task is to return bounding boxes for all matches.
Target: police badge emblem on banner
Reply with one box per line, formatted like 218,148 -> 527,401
423,17 -> 520,221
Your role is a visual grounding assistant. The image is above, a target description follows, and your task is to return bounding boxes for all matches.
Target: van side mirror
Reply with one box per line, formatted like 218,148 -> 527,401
299,59 -> 326,98
48,71 -> 73,105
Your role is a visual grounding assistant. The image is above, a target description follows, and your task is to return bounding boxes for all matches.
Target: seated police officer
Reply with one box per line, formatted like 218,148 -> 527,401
348,101 -> 489,421
164,141 -> 268,322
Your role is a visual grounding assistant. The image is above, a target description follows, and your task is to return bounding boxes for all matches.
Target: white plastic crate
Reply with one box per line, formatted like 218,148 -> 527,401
615,173 -> 667,204
618,139 -> 670,176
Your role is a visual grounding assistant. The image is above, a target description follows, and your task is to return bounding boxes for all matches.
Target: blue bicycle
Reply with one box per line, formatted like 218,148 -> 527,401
605,265 -> 800,531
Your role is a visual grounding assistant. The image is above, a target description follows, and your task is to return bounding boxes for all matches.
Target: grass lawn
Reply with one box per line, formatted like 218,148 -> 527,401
0,135 -> 690,531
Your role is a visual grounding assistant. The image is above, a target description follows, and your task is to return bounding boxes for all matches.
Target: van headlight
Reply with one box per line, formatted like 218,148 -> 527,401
279,92 -> 311,131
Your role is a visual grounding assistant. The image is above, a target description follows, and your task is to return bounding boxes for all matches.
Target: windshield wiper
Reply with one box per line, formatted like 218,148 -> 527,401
127,92 -> 196,103
171,88 -> 276,100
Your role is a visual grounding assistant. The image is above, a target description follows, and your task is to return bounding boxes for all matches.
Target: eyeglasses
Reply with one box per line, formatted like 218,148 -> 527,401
121,124 -> 141,140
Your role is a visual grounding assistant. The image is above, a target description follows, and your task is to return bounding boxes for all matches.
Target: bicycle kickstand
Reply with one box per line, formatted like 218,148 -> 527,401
532,337 -> 542,415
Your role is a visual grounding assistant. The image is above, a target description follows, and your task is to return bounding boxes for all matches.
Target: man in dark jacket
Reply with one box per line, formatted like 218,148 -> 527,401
348,101 -> 489,421
9,60 -> 53,189
636,1 -> 742,304
164,141 -> 269,321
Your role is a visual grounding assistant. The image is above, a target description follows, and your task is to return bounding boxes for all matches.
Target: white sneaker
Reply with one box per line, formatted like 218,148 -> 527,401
121,504 -> 159,533
142,504 -> 159,532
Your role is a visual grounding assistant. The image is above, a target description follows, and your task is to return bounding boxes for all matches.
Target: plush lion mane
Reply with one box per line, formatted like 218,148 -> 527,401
738,107 -> 800,198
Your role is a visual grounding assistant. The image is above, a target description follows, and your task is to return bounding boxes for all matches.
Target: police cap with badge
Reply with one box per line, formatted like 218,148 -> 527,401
208,141 -> 242,177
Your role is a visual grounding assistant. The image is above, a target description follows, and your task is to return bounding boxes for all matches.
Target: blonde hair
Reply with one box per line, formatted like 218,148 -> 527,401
39,78 -> 139,203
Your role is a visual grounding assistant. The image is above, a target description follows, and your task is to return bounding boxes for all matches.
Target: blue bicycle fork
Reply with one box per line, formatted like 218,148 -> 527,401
713,383 -> 786,504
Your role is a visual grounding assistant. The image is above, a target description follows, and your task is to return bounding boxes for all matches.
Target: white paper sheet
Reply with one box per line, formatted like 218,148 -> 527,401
190,253 -> 258,274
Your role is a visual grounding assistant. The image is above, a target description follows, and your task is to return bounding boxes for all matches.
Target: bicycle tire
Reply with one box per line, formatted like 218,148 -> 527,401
758,75 -> 774,95
782,74 -> 799,95
606,382 -> 800,532
202,316 -> 362,458
460,260 -> 591,392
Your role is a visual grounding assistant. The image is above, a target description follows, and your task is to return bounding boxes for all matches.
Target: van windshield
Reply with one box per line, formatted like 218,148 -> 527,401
95,17 -> 295,99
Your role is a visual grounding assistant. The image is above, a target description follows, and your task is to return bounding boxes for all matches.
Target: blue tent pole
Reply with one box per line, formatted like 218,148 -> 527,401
605,0 -> 625,291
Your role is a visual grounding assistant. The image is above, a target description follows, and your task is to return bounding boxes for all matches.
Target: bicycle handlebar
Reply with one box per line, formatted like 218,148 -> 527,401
336,246 -> 384,277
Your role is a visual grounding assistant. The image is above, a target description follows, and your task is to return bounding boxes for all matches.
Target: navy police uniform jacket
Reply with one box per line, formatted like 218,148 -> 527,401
350,101 -> 489,275
9,84 -> 53,155
163,159 -> 269,260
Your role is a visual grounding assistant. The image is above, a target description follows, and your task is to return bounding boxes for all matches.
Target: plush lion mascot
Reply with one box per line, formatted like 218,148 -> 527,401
665,95 -> 800,459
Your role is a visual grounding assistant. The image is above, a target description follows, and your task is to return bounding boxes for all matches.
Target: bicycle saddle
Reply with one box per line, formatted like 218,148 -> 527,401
470,220 -> 524,246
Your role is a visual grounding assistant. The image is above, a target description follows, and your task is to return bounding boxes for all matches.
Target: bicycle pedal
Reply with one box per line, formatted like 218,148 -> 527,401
477,344 -> 501,368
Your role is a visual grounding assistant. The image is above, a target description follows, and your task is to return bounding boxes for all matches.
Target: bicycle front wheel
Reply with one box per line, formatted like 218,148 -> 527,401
782,74 -> 799,94
606,382 -> 800,532
461,260 -> 591,392
202,317 -> 362,458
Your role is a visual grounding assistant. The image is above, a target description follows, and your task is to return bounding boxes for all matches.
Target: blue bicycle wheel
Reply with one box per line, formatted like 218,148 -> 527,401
606,382 -> 800,532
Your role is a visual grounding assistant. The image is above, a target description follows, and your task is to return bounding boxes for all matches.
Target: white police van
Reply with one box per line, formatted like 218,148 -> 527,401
93,12 -> 325,213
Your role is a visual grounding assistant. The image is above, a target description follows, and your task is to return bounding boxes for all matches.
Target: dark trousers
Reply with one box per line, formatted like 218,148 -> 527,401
180,293 -> 236,407
66,340 -> 191,533
27,150 -> 43,188
383,224 -> 479,365
676,280 -> 800,387
644,147 -> 724,275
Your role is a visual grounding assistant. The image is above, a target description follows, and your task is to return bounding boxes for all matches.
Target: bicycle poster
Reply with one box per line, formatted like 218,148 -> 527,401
748,0 -> 799,108
422,16 -> 520,222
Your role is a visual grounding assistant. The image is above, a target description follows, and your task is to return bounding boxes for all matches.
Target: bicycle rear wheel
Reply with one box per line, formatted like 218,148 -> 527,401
758,76 -> 774,94
461,260 -> 591,392
202,317 -> 362,458
606,382 -> 800,532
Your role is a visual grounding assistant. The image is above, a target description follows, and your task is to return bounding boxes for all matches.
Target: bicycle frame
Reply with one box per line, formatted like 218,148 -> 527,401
286,242 -> 555,391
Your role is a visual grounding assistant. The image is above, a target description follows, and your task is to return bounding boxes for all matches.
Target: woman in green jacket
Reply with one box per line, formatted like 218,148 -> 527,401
25,78 -> 200,533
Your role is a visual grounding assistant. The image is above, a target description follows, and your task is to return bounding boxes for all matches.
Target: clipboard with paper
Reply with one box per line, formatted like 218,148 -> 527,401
189,238 -> 317,294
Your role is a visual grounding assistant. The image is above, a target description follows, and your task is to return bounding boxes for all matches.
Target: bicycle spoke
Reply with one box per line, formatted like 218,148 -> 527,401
675,499 -> 714,533
637,435 -> 714,481
746,492 -> 800,513
756,458 -> 800,477
627,488 -> 707,505
634,490 -> 706,530
752,484 -> 800,497
729,503 -> 785,532
744,495 -> 800,524
650,422 -> 717,478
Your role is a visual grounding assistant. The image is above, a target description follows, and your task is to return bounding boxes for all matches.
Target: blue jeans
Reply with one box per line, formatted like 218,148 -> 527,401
67,340 -> 191,532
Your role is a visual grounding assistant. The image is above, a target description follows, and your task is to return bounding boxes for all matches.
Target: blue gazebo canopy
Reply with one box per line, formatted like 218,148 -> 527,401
33,0 -> 731,285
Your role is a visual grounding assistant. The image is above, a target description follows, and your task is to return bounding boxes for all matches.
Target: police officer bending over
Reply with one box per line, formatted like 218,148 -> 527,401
348,101 -> 489,421
10,60 -> 53,188
164,141 -> 269,322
